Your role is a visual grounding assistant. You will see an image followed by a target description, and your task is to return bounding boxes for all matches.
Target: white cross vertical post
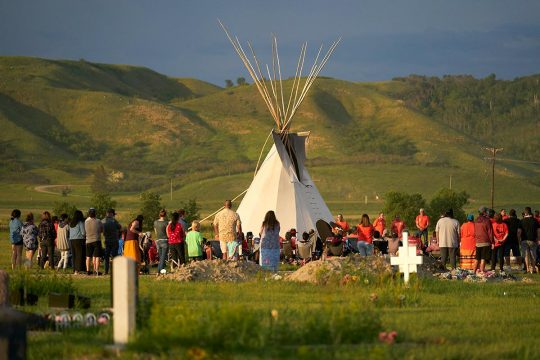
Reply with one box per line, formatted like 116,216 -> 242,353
390,232 -> 423,284
113,257 -> 137,346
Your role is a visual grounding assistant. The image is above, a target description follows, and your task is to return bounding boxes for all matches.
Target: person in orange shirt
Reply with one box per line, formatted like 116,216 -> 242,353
391,215 -> 406,240
500,209 -> 509,221
534,210 -> 540,225
373,212 -> 386,237
415,208 -> 430,246
356,214 -> 374,256
334,214 -> 350,233
459,214 -> 476,270
491,213 -> 508,272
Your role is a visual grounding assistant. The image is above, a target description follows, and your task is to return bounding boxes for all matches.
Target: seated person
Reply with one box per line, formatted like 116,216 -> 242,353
425,231 -> 440,253
372,230 -> 388,254
387,232 -> 400,256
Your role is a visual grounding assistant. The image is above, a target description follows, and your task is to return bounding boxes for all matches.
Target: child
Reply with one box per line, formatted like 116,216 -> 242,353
186,221 -> 204,261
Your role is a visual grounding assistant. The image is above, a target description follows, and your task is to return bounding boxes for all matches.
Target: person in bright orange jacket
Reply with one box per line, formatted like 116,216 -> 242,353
373,212 -> 386,237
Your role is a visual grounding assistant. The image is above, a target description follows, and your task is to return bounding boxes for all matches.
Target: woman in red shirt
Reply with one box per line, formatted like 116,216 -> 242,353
167,212 -> 186,269
491,213 -> 508,272
356,214 -> 374,256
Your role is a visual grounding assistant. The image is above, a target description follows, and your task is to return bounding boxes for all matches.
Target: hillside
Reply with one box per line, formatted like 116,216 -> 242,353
0,56 -> 538,212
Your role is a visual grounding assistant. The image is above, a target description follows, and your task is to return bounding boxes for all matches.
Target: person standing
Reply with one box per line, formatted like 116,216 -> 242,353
177,209 -> 189,233
185,220 -> 204,262
391,215 -> 406,240
84,208 -> 103,275
415,208 -> 430,246
491,213 -> 508,272
213,200 -> 242,260
356,214 -> 374,256
504,209 -> 522,271
56,213 -> 70,271
102,209 -> 121,275
9,209 -> 23,269
38,211 -> 56,269
373,212 -> 386,237
259,211 -> 280,272
519,207 -> 539,274
167,212 -> 185,269
21,213 -> 38,267
154,209 -> 169,274
474,206 -> 494,274
124,215 -> 144,265
459,214 -> 476,270
69,210 -> 86,274
435,209 -> 460,270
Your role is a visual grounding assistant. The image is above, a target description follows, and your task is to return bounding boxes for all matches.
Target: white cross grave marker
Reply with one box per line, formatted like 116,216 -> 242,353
390,232 -> 423,284
113,256 -> 137,346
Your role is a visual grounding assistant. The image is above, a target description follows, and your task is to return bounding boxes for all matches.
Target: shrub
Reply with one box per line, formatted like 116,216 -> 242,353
428,188 -> 469,223
383,191 -> 427,231
90,192 -> 117,219
52,201 -> 77,219
139,191 -> 163,231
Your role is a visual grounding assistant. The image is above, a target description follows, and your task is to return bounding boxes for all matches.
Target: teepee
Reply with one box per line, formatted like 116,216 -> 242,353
220,22 -> 340,237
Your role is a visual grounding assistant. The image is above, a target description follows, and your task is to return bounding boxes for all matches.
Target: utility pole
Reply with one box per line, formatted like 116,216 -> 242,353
484,147 -> 503,210
170,179 -> 173,201
449,175 -> 452,190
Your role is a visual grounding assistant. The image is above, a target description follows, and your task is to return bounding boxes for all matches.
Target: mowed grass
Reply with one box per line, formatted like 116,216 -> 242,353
1,231 -> 539,359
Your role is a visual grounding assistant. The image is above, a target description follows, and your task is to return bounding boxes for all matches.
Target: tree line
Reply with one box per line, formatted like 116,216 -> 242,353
389,74 -> 540,161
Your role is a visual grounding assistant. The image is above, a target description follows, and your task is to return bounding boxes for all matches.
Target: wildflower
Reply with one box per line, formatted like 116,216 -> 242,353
271,309 -> 279,320
186,347 -> 207,360
364,279 -> 369,284
369,293 -> 378,302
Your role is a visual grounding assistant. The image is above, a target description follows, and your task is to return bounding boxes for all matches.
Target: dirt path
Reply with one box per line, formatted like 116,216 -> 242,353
34,184 -> 78,195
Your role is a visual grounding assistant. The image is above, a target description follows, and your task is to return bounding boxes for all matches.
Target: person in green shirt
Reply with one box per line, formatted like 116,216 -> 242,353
186,221 -> 204,261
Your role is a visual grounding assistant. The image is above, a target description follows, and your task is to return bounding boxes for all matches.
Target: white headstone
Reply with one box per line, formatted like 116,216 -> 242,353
390,232 -> 423,284
113,257 -> 137,346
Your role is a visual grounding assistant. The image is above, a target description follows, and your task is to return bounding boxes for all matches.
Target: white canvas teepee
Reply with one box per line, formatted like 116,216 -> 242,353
220,22 -> 339,237
237,132 -> 333,237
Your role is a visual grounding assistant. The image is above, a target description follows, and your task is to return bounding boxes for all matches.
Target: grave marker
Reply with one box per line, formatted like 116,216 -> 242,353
390,232 -> 423,284
112,257 -> 137,346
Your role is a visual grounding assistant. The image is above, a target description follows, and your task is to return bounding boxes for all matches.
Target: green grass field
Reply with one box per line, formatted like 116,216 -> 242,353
1,231 -> 539,359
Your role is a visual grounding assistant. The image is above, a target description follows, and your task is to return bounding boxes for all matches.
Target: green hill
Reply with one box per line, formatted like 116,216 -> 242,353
0,56 -> 538,216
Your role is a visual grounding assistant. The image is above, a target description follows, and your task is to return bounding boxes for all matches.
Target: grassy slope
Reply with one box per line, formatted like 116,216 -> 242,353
0,56 -> 538,224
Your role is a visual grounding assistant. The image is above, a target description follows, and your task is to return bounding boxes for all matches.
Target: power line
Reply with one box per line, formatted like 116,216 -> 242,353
483,147 -> 503,210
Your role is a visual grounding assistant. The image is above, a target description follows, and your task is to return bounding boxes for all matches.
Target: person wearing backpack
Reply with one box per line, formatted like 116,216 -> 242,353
21,212 -> 39,267
38,211 -> 56,269
9,209 -> 23,269
56,213 -> 70,271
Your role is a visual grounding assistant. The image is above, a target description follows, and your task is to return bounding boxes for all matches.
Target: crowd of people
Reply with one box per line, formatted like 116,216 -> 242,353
331,206 -> 540,274
6,199 -> 284,274
7,201 -> 540,275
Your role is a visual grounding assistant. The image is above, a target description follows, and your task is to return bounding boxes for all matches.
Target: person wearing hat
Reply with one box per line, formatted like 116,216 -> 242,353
102,208 -> 121,275
473,206 -> 494,274
459,214 -> 476,270
85,208 -> 103,275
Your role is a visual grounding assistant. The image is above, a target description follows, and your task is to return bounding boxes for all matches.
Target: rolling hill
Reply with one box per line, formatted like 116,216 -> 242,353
0,56 -> 538,216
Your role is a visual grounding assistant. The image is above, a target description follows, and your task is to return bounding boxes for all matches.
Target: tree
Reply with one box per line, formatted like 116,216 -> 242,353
236,77 -> 247,86
52,201 -> 77,219
139,191 -> 163,231
428,188 -> 469,224
179,198 -> 201,224
91,165 -> 110,194
90,191 -> 117,219
382,191 -> 427,232
225,79 -> 234,88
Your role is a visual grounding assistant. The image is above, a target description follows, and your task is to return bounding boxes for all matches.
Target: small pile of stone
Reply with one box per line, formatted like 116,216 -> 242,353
159,260 -> 261,282
286,255 -> 392,284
